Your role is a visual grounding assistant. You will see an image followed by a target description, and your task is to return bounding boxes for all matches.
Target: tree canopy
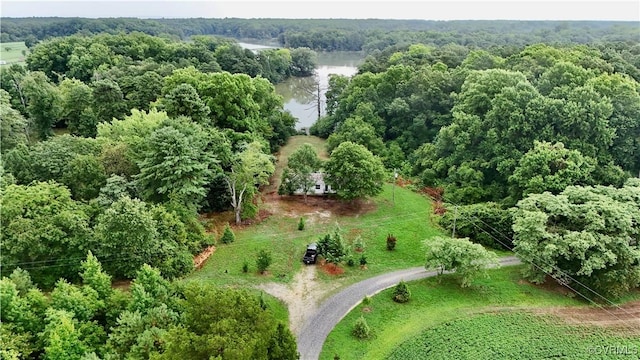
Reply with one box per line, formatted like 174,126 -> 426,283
324,142 -> 386,200
512,180 -> 640,298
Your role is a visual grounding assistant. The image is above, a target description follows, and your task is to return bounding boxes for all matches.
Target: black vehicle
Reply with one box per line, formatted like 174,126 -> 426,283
302,243 -> 318,264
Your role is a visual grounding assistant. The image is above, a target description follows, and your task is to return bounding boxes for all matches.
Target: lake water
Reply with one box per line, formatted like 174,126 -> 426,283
238,43 -> 363,130
277,52 -> 362,130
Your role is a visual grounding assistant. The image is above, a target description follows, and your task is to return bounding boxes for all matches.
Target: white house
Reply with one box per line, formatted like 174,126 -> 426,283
294,172 -> 335,195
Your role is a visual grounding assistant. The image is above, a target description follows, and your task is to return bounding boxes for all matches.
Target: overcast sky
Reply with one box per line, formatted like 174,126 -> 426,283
1,1 -> 639,21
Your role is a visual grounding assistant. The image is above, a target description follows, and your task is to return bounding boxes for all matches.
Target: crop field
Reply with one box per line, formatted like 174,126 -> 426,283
0,41 -> 29,65
321,266 -> 640,359
388,312 -> 640,360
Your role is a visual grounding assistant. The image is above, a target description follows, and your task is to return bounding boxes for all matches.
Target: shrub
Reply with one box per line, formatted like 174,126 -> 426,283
298,217 -> 305,231
346,256 -> 356,267
359,254 -> 368,266
439,202 -> 513,250
220,223 -> 235,244
354,235 -> 365,252
242,260 -> 249,273
392,280 -> 411,303
352,316 -> 371,339
317,227 -> 347,264
256,249 -> 272,274
386,234 -> 397,251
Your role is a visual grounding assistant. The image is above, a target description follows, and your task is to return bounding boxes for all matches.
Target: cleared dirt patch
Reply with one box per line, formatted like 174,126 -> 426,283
320,262 -> 345,276
258,265 -> 343,335
266,195 -> 376,220
532,301 -> 640,334
194,246 -> 216,269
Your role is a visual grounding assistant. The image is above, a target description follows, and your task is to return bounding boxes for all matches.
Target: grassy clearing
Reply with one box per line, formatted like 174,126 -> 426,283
189,134 -> 445,287
0,41 -> 29,65
189,183 -> 442,287
266,134 -> 328,193
388,312 -> 640,360
320,266 -> 602,360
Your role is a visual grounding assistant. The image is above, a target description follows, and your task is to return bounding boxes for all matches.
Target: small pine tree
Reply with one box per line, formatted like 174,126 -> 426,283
386,234 -> 397,251
256,249 -> 272,274
298,217 -> 305,231
359,254 -> 368,266
354,235 -> 365,252
392,280 -> 411,303
352,316 -> 371,339
242,260 -> 249,273
220,224 -> 235,244
346,256 -> 355,267
362,295 -> 371,306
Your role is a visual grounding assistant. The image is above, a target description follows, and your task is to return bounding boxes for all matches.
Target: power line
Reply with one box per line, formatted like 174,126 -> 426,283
428,192 -> 640,331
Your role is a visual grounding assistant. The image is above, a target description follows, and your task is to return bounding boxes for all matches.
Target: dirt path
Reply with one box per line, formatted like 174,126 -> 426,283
258,265 -> 343,335
533,301 -> 640,334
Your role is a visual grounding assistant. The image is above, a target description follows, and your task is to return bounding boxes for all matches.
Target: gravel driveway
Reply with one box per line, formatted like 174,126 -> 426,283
297,256 -> 521,360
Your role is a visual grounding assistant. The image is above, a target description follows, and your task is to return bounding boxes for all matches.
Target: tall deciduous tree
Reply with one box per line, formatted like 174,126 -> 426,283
21,71 -> 61,139
280,143 -> 322,202
157,283 -> 299,360
508,141 -> 596,201
92,79 -> 127,124
324,142 -> 385,200
424,236 -> 498,287
326,116 -> 385,155
225,142 -> 274,224
0,182 -> 91,287
58,78 -> 97,137
93,197 -> 160,279
290,47 -> 317,77
0,89 -> 29,151
160,83 -> 210,124
135,118 -> 226,209
513,181 -> 640,298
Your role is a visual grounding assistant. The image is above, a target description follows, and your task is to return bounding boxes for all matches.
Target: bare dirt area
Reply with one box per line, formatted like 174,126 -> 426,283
262,193 -> 376,224
193,245 -> 216,269
532,301 -> 640,334
257,265 -> 343,335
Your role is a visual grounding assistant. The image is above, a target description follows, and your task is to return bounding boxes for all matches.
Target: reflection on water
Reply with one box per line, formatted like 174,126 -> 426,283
239,42 -> 363,129
278,54 -> 362,129
276,64 -> 359,129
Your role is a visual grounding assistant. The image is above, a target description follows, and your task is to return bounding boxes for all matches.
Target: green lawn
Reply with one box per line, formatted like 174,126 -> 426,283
321,266 -> 639,360
0,41 -> 29,65
188,183 -> 442,286
189,135 -> 444,287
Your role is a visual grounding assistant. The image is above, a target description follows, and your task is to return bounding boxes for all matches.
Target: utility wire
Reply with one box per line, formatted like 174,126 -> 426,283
430,192 -> 639,331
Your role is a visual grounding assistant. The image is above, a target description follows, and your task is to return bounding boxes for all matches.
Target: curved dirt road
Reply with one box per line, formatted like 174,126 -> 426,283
297,256 -> 521,360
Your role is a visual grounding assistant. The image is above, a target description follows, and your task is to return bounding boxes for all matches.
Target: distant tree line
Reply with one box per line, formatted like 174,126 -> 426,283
2,18 -> 639,52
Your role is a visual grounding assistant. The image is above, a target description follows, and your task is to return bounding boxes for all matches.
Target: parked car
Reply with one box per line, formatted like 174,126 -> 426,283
302,243 -> 318,264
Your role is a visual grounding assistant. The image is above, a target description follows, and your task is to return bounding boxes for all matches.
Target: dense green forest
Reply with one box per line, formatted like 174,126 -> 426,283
1,256 -> 297,359
1,17 -> 640,359
312,41 -> 640,299
1,31 -> 309,286
2,18 -> 639,51
1,30 -> 304,359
